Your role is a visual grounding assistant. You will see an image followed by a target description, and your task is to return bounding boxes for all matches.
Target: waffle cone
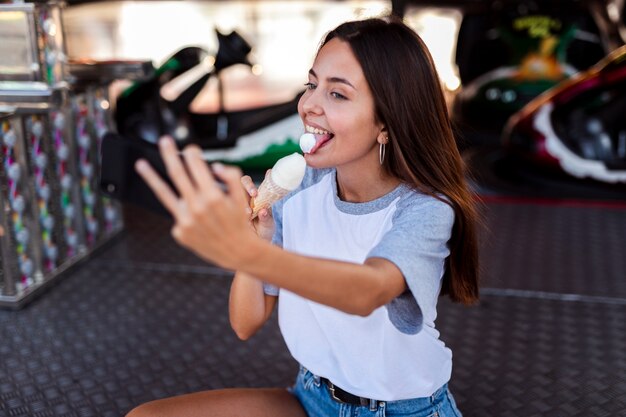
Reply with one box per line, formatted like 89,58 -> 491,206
251,177 -> 290,219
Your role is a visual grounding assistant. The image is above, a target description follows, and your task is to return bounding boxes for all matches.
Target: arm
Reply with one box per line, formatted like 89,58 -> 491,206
229,271 -> 277,340
234,241 -> 406,316
135,138 -> 407,316
228,173 -> 277,340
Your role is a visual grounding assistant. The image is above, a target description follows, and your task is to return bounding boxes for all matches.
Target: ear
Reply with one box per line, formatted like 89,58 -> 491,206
377,127 -> 389,145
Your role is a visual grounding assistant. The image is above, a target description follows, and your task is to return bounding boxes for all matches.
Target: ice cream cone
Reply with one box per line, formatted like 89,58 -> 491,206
251,177 -> 290,218
249,152 -> 306,219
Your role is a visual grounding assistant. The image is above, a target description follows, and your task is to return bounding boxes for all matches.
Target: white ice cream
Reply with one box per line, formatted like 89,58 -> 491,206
299,133 -> 316,154
271,152 -> 306,190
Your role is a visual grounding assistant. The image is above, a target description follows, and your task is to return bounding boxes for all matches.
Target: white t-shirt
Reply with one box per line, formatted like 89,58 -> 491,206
266,167 -> 455,401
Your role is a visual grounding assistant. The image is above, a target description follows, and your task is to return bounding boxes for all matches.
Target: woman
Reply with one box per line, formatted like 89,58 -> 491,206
129,15 -> 479,417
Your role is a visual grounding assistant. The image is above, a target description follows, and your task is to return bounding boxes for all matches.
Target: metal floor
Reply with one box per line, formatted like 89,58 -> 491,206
2,160 -> 626,417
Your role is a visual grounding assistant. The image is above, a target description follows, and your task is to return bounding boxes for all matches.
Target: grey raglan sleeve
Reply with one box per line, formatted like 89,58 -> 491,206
367,196 -> 455,334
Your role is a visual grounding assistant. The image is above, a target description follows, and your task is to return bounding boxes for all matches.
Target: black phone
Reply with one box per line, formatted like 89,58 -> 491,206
101,132 -> 229,217
100,132 -> 175,216
100,133 -> 230,217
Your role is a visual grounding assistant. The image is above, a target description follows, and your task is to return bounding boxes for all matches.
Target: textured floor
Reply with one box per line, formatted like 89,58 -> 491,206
2,171 -> 626,417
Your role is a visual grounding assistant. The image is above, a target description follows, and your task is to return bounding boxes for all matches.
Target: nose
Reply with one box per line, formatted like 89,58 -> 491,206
298,88 -> 323,116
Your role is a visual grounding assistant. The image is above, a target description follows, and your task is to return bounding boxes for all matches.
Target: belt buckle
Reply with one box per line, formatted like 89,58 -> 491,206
327,382 -> 344,403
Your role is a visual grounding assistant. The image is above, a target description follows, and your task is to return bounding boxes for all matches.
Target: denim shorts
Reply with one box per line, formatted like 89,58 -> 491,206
290,367 -> 463,417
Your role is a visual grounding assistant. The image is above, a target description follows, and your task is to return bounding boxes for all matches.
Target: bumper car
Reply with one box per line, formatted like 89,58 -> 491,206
114,45 -> 211,145
502,44 -> 626,184
452,2 -> 606,140
113,29 -> 302,170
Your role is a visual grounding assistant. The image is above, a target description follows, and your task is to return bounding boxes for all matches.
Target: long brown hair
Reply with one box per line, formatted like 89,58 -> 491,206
322,16 -> 480,304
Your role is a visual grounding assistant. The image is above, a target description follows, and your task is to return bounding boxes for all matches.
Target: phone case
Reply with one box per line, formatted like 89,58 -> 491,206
99,133 -> 173,216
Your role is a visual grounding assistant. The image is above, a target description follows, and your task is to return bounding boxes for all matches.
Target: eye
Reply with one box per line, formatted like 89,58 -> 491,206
304,82 -> 316,90
331,92 -> 347,100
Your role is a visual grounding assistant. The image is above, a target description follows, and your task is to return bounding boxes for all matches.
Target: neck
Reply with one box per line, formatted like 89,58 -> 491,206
335,165 -> 400,203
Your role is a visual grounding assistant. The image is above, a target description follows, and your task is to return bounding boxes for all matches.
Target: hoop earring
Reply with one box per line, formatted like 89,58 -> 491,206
379,142 -> 386,165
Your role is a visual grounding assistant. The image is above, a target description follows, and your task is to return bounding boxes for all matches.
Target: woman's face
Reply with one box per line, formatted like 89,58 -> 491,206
298,38 -> 384,170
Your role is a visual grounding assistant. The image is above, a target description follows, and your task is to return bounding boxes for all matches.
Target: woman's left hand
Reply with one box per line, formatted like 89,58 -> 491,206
135,136 -> 257,269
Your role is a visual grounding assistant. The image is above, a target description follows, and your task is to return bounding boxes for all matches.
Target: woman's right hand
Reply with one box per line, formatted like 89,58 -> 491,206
241,171 -> 275,241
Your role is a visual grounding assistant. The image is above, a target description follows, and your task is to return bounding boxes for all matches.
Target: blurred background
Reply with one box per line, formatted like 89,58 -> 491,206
60,0 -> 626,195
0,1 -> 625,416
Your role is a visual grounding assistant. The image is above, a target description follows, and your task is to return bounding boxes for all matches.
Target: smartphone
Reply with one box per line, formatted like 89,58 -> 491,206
99,133 -> 174,216
100,132 -> 233,217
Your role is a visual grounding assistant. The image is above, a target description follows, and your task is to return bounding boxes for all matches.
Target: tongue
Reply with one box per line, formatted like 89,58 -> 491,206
299,132 -> 334,154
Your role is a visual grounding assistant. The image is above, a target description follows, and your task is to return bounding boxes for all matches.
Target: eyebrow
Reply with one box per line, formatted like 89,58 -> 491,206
309,69 -> 355,89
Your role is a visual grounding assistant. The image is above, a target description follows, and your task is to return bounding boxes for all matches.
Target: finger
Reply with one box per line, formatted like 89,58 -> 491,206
258,208 -> 274,225
240,175 -> 257,197
135,159 -> 180,214
239,175 -> 256,216
255,209 -> 275,241
158,136 -> 196,199
211,163 -> 248,208
181,145 -> 222,197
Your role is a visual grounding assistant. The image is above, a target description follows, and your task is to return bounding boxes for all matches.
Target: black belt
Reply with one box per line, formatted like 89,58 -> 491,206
320,377 -> 380,408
